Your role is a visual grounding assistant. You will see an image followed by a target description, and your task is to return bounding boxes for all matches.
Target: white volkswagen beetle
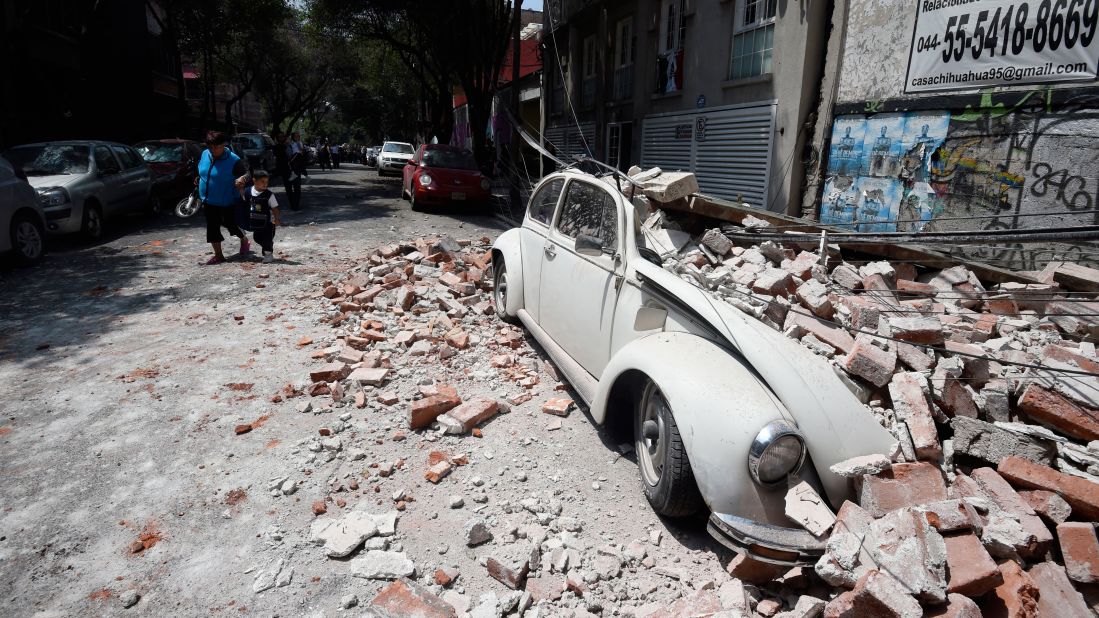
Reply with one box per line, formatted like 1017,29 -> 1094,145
491,169 -> 895,565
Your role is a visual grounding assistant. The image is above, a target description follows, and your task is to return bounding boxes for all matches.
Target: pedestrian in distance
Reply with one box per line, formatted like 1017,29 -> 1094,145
245,169 -> 281,264
318,141 -> 331,170
274,132 -> 301,210
290,131 -> 308,177
197,131 -> 251,265
331,142 -> 341,168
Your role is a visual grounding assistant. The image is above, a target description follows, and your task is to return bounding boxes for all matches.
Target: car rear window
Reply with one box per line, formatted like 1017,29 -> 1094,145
556,181 -> 619,251
527,178 -> 565,225
423,149 -> 477,170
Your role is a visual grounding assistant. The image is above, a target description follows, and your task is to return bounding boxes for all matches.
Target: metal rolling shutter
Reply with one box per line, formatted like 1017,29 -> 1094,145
546,121 -> 596,163
640,102 -> 775,208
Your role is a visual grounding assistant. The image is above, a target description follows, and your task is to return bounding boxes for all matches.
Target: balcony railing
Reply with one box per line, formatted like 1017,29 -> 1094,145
581,77 -> 596,109
613,65 -> 633,101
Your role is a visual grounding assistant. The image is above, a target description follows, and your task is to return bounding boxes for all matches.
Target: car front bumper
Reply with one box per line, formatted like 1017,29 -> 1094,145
413,186 -> 489,205
42,205 -> 82,235
378,160 -> 408,172
707,512 -> 825,566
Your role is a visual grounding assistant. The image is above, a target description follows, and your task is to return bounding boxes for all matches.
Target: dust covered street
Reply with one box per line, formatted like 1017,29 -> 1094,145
0,165 -> 742,617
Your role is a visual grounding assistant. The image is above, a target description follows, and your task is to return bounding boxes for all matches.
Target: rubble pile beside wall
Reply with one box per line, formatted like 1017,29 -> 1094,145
644,187 -> 1099,615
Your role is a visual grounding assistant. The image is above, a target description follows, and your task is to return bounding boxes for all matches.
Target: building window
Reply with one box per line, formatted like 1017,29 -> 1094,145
730,0 -> 776,80
613,17 -> 634,101
655,0 -> 686,94
581,35 -> 596,109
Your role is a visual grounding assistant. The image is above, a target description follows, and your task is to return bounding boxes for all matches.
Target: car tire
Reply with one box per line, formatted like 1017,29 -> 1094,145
492,259 -> 519,324
147,194 -> 163,216
409,189 -> 421,212
635,380 -> 704,517
82,202 -> 104,241
10,212 -> 45,265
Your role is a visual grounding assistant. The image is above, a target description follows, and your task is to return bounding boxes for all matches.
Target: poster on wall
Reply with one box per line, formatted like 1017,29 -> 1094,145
827,117 -> 866,176
900,112 -> 951,181
819,176 -> 860,229
862,114 -> 907,177
906,0 -> 1099,93
853,178 -> 904,233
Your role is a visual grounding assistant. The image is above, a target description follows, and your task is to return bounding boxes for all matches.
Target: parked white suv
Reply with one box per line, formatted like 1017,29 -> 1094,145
0,155 -> 46,265
3,141 -> 152,240
377,141 -> 415,176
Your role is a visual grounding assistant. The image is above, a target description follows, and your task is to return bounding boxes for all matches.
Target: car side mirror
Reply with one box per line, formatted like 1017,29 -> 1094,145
575,233 -> 604,257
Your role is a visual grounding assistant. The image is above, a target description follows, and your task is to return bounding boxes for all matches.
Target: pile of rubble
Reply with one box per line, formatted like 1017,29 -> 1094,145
640,187 -> 1099,616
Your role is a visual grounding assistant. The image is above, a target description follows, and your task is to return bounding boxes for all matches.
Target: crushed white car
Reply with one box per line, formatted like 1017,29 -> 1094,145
491,169 -> 894,565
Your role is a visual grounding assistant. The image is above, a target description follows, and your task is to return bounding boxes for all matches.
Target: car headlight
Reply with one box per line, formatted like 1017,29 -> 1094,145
480,178 -> 491,190
419,173 -> 433,186
36,187 -> 71,207
748,420 -> 806,485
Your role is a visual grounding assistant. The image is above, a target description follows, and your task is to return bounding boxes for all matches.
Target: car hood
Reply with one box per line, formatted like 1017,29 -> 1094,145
634,258 -> 896,506
25,174 -> 86,189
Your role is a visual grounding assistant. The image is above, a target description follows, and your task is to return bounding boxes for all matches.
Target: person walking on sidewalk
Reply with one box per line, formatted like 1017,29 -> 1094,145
198,131 -> 251,264
245,170 -> 281,263
331,142 -> 341,168
318,141 -> 331,170
290,131 -> 308,177
274,132 -> 301,210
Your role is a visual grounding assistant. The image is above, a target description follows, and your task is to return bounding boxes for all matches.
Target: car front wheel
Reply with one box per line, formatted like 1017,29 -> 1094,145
82,203 -> 104,241
492,259 -> 519,324
11,213 -> 45,265
635,379 -> 703,517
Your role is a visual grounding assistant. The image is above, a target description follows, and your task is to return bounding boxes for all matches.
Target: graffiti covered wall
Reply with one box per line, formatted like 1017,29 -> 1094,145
825,0 -> 1099,269
823,88 -> 1099,268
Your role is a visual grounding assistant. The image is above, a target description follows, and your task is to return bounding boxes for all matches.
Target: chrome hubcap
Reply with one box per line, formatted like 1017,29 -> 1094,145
638,383 -> 668,487
16,222 -> 42,258
495,269 -> 508,312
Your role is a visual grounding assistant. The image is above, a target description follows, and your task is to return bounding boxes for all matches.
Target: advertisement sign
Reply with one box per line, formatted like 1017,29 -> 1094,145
906,0 -> 1099,93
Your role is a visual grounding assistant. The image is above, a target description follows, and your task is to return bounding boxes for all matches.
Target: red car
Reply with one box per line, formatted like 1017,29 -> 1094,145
402,144 -> 491,210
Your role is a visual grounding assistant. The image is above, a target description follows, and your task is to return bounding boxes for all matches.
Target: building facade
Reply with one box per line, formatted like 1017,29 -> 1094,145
0,0 -> 187,149
805,0 -> 1099,269
542,0 -> 830,211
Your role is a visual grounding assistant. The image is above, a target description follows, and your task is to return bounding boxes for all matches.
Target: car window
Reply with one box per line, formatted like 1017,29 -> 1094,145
423,149 -> 477,170
5,144 -> 91,176
111,145 -> 141,169
528,178 -> 565,226
383,143 -> 414,154
95,146 -> 119,172
136,142 -> 183,163
556,181 -> 619,251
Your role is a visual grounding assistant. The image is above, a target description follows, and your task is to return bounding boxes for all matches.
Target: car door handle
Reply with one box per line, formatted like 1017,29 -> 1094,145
544,244 -> 556,258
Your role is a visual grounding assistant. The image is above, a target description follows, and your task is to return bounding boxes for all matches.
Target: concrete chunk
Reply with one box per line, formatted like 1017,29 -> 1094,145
785,480 -> 836,537
950,416 -> 1056,466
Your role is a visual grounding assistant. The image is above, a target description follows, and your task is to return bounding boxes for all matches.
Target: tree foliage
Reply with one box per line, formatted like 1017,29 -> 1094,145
312,0 -> 517,162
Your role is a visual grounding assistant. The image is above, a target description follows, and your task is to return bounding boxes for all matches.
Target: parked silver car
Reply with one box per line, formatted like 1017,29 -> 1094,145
231,133 -> 276,174
3,141 -> 152,240
377,141 -> 415,176
0,155 -> 46,265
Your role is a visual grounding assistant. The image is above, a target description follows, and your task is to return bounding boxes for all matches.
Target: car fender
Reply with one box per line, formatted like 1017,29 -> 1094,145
592,331 -> 820,523
492,227 -> 524,316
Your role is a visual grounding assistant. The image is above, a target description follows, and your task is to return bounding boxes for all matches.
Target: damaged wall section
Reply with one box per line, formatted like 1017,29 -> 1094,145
818,0 -> 1099,270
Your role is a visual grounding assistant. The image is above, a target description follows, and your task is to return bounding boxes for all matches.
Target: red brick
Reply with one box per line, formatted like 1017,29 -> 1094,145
888,316 -> 945,345
338,301 -> 361,313
1057,522 -> 1099,583
646,589 -> 722,618
896,341 -> 936,372
1017,383 -> 1099,441
784,310 -> 855,355
345,336 -> 372,351
943,532 -> 1002,596
888,372 -> 941,461
362,329 -> 387,342
897,279 -> 937,296
1054,262 -> 1099,292
842,337 -> 896,388
939,379 -> 979,418
409,394 -> 462,429
525,575 -> 564,603
378,391 -> 399,405
979,561 -> 1039,618
322,285 -> 339,298
1042,343 -> 1099,373
823,569 -> 923,618
999,455 -> 1099,520
1028,562 -> 1093,618
858,463 -> 948,517
425,461 -> 452,484
311,500 -> 327,515
233,424 -> 252,435
725,553 -> 786,584
309,362 -> 349,383
371,580 -> 456,618
444,329 -> 469,349
486,554 -> 529,590
752,268 -> 796,296
352,285 -> 385,304
969,468 -> 1053,558
445,397 -> 499,432
1018,489 -> 1072,524
924,594 -> 982,618
433,567 -> 458,587
541,397 -> 573,417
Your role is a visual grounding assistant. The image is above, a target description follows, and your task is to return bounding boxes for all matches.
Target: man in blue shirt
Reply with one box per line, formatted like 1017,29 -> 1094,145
197,131 -> 251,264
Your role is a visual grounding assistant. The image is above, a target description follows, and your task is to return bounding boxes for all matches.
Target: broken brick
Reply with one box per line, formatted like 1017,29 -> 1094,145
1057,522 -> 1099,583
999,455 -> 1099,520
443,397 -> 499,433
541,397 -> 573,417
858,463 -> 948,517
425,460 -> 452,484
409,394 -> 462,429
1017,383 -> 1099,442
943,532 -> 1002,596
309,362 -> 349,383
